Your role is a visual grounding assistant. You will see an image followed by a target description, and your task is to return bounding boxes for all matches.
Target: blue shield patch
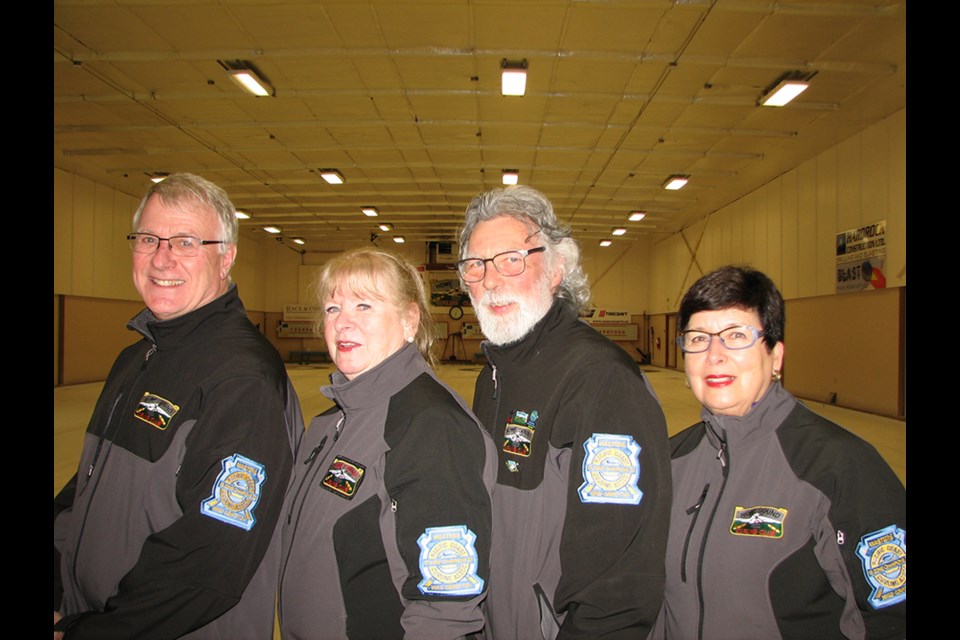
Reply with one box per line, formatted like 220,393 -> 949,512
856,524 -> 906,609
200,454 -> 266,531
416,525 -> 484,596
578,433 -> 643,505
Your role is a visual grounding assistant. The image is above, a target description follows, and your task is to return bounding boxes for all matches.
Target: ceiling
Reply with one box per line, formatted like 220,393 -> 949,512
54,0 -> 906,252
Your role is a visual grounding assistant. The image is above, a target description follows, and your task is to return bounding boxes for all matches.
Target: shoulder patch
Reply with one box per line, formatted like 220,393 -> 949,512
856,524 -> 906,608
200,454 -> 266,530
321,456 -> 366,499
133,392 -> 179,430
416,525 -> 484,596
502,409 -> 539,457
729,505 -> 788,538
577,433 -> 643,505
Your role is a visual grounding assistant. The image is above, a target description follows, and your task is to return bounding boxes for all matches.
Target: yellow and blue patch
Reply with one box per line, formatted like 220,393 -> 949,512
857,524 -> 906,609
416,525 -> 484,596
200,453 -> 266,531
578,433 -> 643,505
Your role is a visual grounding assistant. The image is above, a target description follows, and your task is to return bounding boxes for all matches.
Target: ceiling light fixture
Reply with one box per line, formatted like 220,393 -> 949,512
663,175 -> 689,191
599,240 -> 612,247
758,71 -> 817,107
393,236 -> 406,244
218,60 -> 274,97
628,210 -> 646,222
501,59 -> 528,96
378,223 -> 393,232
502,169 -> 519,185
612,227 -> 627,236
290,237 -> 305,246
361,206 -> 379,217
235,210 -> 251,220
147,172 -> 169,183
263,225 -> 282,234
319,169 -> 345,185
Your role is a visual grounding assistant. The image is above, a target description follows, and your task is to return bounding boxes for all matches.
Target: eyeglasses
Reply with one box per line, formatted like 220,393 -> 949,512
677,325 -> 764,353
127,233 -> 226,257
456,246 -> 546,283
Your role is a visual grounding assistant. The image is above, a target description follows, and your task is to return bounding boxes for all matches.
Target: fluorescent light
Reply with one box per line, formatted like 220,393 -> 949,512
663,175 -> 689,191
502,170 -> 519,185
760,81 -> 808,107
234,210 -> 251,220
291,237 -> 305,246
228,70 -> 271,97
628,211 -> 646,222
378,223 -> 393,232
612,227 -> 627,236
758,71 -> 817,107
361,206 -> 379,217
263,225 -> 282,234
320,169 -> 345,185
393,236 -> 406,244
501,59 -> 528,96
147,172 -> 169,183
599,240 -> 612,247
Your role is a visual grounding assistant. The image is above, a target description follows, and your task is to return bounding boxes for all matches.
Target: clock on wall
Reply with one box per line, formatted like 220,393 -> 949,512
449,305 -> 464,320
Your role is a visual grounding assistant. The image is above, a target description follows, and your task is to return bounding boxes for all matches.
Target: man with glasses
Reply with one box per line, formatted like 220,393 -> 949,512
457,185 -> 671,640
53,173 -> 301,639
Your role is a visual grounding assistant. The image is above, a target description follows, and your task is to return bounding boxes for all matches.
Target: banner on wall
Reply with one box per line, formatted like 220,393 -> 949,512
284,304 -> 322,322
835,220 -> 887,293
427,269 -> 472,309
582,308 -> 631,324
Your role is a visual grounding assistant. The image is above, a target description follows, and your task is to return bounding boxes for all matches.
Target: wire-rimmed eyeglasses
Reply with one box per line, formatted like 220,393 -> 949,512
677,325 -> 765,353
456,246 -> 546,283
127,233 -> 226,258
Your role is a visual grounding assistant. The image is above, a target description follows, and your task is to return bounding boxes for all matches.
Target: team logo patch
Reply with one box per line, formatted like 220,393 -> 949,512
416,525 -> 484,596
321,456 -> 366,499
133,392 -> 179,430
200,454 -> 266,531
729,505 -> 788,538
856,524 -> 906,609
502,409 -> 539,457
577,433 -> 643,505
505,460 -> 520,473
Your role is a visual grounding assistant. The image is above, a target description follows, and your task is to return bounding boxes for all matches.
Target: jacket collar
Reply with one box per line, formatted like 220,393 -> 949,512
481,298 -> 576,366
702,381 -> 796,448
323,342 -> 429,411
127,284 -> 244,347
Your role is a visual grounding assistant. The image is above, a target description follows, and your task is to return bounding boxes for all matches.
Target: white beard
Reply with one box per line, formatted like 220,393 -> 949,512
472,275 -> 556,346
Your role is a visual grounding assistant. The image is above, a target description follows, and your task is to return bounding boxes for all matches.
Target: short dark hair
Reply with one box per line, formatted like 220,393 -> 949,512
678,266 -> 784,349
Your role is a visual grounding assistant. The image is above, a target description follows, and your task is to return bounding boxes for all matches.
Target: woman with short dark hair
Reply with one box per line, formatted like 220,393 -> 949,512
653,265 -> 906,639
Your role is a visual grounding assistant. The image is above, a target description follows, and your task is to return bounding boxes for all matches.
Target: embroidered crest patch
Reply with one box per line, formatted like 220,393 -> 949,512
321,456 -> 366,499
502,409 -> 539,457
133,392 -> 179,430
577,433 -> 643,505
505,460 -> 520,473
200,454 -> 266,531
416,525 -> 484,596
729,505 -> 788,538
856,524 -> 906,609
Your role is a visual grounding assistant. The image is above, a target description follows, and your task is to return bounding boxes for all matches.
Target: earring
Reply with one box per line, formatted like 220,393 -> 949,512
771,370 -> 782,382
406,336 -> 415,343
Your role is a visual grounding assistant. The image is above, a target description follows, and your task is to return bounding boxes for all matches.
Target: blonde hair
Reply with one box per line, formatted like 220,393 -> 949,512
315,248 -> 437,366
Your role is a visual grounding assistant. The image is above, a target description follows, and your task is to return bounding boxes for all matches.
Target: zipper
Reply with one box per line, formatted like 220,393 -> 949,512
680,483 -> 710,583
694,422 -> 730,640
278,411 -> 345,630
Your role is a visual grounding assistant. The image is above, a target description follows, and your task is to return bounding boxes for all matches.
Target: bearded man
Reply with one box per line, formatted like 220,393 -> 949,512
456,185 -> 671,640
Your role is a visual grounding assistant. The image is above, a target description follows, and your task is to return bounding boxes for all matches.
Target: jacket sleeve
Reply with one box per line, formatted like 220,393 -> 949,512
553,362 -> 672,640
383,392 -> 494,640
54,473 -> 79,612
822,440 -> 906,638
60,374 -> 296,640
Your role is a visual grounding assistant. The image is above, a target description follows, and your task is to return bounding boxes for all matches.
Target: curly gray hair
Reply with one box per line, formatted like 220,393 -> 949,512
459,185 -> 591,312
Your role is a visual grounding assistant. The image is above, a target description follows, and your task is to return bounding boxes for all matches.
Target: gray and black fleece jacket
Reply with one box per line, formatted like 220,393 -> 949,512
278,342 -> 497,640
53,286 -> 301,639
473,300 -> 672,640
652,382 -> 906,640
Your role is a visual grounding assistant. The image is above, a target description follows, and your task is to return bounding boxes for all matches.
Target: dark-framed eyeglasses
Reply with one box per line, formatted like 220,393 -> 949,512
677,325 -> 765,353
456,246 -> 546,283
127,233 -> 226,258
